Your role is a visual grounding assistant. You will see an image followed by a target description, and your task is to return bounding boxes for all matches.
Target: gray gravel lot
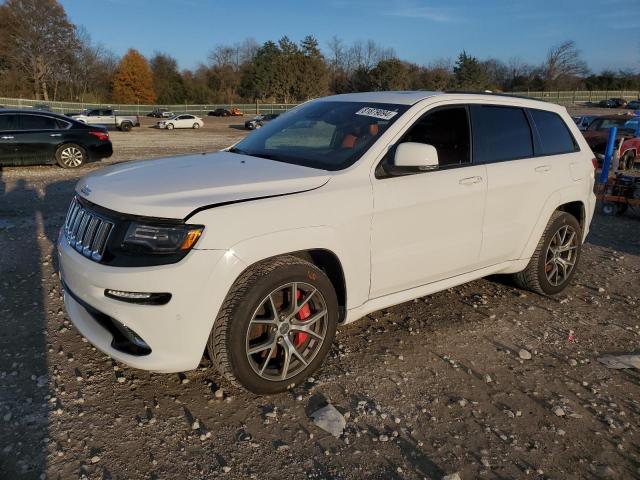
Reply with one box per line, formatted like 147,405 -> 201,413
1,109 -> 640,480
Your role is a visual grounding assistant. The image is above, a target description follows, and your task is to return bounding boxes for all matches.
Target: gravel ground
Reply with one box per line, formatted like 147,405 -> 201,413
1,109 -> 640,480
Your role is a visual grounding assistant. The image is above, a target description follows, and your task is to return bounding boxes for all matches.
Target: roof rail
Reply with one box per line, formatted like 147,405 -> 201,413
442,90 -> 540,102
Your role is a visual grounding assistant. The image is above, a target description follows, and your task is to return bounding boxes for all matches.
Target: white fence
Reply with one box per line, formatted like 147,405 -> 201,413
1,90 -> 639,114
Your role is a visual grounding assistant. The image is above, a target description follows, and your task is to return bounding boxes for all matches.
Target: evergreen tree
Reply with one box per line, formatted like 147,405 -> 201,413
453,51 -> 488,90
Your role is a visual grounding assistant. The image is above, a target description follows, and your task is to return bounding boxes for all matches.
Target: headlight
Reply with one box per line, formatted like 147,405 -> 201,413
123,223 -> 203,254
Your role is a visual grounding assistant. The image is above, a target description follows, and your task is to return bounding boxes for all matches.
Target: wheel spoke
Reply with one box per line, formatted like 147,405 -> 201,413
283,335 -> 308,366
291,309 -> 326,329
289,288 -> 317,319
259,343 -> 277,374
248,337 -> 276,355
280,341 -> 292,380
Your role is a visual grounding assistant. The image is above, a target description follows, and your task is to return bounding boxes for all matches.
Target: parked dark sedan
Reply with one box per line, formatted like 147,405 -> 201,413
244,113 -> 279,130
208,108 -> 231,117
0,109 -> 113,168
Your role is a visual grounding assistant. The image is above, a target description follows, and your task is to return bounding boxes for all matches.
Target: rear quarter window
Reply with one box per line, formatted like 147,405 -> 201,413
470,105 -> 534,163
529,109 -> 578,155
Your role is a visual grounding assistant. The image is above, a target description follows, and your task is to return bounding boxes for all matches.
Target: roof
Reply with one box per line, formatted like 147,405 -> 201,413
325,91 -> 442,105
321,90 -> 555,109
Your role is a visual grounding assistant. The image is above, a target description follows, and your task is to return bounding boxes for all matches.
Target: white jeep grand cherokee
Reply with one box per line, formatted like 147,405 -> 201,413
58,92 -> 596,394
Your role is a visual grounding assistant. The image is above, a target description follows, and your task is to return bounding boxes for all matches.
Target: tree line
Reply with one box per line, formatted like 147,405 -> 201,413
1,0 -> 639,106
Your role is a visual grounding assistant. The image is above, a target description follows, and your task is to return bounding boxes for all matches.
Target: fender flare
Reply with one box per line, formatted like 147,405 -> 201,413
518,188 -> 586,261
222,226 -> 364,310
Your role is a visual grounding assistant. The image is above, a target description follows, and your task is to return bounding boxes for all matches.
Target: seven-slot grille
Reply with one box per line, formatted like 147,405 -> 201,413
63,197 -> 113,261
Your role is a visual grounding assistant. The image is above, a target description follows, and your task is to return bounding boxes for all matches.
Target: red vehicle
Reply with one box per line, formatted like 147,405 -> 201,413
582,115 -> 639,170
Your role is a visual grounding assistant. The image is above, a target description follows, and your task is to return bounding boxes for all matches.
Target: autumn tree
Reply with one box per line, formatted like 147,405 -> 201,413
112,49 -> 157,104
0,0 -> 79,100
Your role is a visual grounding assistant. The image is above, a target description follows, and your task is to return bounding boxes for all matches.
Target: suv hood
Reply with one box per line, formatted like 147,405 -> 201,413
76,152 -> 330,219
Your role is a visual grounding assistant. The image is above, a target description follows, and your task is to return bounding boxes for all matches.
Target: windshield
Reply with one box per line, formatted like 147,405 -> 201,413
231,101 -> 409,170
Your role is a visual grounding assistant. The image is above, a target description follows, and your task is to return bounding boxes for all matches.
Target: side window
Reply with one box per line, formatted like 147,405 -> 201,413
400,106 -> 471,166
182,115 -> 194,119
471,105 -> 533,163
88,110 -> 100,116
101,110 -> 113,116
19,114 -> 60,130
529,109 -> 578,155
0,114 -> 17,130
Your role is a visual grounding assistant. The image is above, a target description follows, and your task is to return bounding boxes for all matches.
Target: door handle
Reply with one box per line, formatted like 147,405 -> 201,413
459,176 -> 483,185
535,165 -> 552,173
50,133 -> 62,137
1,136 -> 14,140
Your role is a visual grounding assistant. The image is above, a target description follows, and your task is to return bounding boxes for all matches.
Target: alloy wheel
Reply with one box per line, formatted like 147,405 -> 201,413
544,225 -> 578,286
245,282 -> 328,382
60,147 -> 83,167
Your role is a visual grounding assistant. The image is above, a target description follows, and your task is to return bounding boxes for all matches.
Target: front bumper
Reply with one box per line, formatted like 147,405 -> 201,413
57,229 -> 245,372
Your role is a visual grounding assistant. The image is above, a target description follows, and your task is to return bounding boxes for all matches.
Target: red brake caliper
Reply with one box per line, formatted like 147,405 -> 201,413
294,289 -> 310,347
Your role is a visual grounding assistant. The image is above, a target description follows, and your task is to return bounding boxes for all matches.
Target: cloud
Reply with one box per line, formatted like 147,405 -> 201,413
385,5 -> 460,23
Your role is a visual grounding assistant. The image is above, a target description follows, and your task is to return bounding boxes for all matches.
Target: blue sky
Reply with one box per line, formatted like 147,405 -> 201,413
60,0 -> 639,73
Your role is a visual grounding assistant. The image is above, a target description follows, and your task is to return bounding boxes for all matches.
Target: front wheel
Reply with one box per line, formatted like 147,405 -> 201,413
56,144 -> 86,168
166,123 -> 174,130
512,211 -> 582,295
208,255 -> 338,394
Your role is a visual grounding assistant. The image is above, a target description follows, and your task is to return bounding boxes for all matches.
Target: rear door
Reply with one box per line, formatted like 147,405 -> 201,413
473,105 -> 579,265
0,114 -> 20,165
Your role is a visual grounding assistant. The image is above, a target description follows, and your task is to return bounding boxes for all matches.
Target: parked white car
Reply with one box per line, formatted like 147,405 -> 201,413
157,114 -> 203,129
58,92 -> 596,394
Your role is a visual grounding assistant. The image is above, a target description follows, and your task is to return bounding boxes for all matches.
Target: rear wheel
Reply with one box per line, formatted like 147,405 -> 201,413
56,144 -> 86,168
120,122 -> 132,132
513,211 -> 582,295
193,123 -> 200,129
208,255 -> 338,394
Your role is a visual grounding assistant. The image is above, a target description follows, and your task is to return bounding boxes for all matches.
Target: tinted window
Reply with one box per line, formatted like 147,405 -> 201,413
19,114 -> 60,130
471,105 -> 533,163
400,106 -> 470,166
0,114 -> 18,130
529,109 -> 577,155
101,110 -> 113,116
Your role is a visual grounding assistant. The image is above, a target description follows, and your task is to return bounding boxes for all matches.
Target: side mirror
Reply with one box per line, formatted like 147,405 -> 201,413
394,142 -> 439,169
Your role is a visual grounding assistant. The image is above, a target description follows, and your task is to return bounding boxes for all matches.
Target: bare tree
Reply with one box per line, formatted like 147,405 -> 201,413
542,40 -> 588,90
0,0 -> 79,100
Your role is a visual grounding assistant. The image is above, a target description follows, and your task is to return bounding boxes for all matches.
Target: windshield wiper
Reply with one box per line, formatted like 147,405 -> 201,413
228,146 -> 249,155
228,147 -> 280,161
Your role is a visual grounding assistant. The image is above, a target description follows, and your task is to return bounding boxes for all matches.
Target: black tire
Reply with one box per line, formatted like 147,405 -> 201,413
193,123 -> 200,129
120,122 -> 132,132
55,143 -> 86,169
625,152 -> 636,170
601,202 -> 618,216
166,123 -> 174,130
512,211 -> 582,295
208,255 -> 338,394
616,203 -> 628,215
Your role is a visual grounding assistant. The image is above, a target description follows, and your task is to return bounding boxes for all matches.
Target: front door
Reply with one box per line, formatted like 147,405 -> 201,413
14,113 -> 62,165
370,106 -> 487,298
0,114 -> 20,166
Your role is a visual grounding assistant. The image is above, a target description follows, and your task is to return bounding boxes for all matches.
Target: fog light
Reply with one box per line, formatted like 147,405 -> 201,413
105,289 -> 171,305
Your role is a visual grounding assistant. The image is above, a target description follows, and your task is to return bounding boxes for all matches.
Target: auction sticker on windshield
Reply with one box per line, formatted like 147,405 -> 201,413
355,107 -> 398,121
